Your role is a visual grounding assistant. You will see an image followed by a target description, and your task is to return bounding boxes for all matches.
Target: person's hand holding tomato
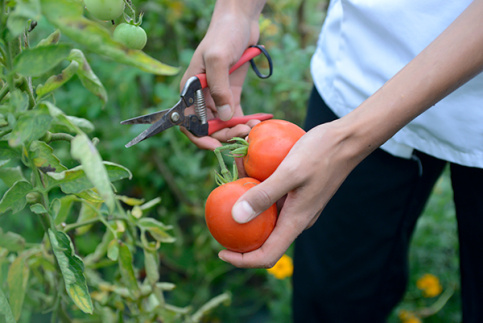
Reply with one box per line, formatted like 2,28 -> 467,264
218,120 -> 368,268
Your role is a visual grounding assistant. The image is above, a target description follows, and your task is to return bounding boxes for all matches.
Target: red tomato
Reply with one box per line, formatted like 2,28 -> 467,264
205,177 -> 277,253
243,119 -> 305,181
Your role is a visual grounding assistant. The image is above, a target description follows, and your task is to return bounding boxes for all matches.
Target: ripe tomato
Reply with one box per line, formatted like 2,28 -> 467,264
84,0 -> 125,21
113,23 -> 147,50
243,119 -> 305,181
205,177 -> 277,253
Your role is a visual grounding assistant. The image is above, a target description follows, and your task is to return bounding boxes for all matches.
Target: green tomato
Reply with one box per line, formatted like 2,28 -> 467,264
113,23 -> 147,50
84,0 -> 125,21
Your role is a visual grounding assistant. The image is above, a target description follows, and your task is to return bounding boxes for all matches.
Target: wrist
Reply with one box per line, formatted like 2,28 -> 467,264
325,114 -> 380,168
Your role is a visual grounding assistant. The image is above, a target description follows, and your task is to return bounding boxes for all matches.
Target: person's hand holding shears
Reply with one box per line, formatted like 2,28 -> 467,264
121,46 -> 273,149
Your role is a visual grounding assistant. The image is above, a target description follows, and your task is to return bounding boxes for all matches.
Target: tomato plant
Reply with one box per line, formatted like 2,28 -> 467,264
205,177 -> 277,253
113,22 -> 148,50
231,119 -> 305,181
84,0 -> 125,21
0,0 -> 227,321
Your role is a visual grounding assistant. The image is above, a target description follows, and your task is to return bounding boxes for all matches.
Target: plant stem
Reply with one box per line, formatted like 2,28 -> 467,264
416,285 -> 455,318
50,132 -> 74,142
213,147 -> 233,183
0,83 -> 9,101
63,217 -> 101,232
83,201 -> 119,236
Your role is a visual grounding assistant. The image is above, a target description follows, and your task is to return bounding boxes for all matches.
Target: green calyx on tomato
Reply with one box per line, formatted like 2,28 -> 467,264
84,0 -> 125,21
113,22 -> 147,50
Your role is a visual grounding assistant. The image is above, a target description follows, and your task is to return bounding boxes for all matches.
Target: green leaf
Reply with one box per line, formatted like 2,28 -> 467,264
36,60 -> 79,98
0,180 -> 33,215
9,89 -> 29,113
69,49 -> 108,104
74,189 -> 103,203
47,162 -> 131,194
43,101 -> 82,134
83,229 -> 115,264
8,105 -> 52,147
0,142 -> 18,161
30,203 -> 47,214
107,239 -> 119,261
42,101 -> 94,134
139,197 -> 162,211
130,205 -> 141,219
0,287 -> 16,323
137,218 -> 175,243
7,256 -> 30,321
0,114 -> 8,127
143,248 -> 159,285
40,0 -> 179,76
117,195 -> 145,206
0,228 -> 26,252
36,29 -> 61,47
71,134 -> 115,211
6,0 -> 41,38
13,44 -> 72,77
65,116 -> 95,133
118,243 -> 140,296
76,201 -> 101,235
48,229 -> 93,314
0,166 -> 25,186
52,195 -> 77,225
29,141 -> 67,172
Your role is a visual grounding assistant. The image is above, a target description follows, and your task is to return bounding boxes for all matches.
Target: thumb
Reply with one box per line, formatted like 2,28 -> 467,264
232,175 -> 292,223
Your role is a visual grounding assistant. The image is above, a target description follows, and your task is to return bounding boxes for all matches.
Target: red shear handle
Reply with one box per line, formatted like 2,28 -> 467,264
196,46 -> 263,89
207,113 -> 273,135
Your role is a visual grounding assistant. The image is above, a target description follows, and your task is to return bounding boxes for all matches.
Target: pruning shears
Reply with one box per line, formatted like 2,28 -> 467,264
121,45 -> 274,148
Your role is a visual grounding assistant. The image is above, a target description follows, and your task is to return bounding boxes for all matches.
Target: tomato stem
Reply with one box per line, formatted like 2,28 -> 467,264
214,137 -> 249,158
213,147 -> 238,185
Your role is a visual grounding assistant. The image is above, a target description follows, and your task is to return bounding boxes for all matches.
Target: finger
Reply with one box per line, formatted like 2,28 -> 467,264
180,127 -> 222,150
234,157 -> 247,178
231,170 -> 299,224
180,52 -> 205,91
210,124 -> 252,142
246,119 -> 261,128
204,51 -> 234,121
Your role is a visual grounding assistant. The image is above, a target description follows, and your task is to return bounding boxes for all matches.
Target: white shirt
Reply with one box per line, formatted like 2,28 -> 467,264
311,0 -> 483,168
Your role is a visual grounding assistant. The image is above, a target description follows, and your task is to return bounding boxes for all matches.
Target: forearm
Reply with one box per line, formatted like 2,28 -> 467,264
339,0 -> 483,163
206,0 -> 267,46
211,0 -> 267,21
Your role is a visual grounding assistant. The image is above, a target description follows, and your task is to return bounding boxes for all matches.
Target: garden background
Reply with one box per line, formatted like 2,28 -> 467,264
0,0 -> 461,322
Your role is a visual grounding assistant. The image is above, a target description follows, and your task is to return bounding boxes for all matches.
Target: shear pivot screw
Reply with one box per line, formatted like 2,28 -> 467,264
170,112 -> 180,122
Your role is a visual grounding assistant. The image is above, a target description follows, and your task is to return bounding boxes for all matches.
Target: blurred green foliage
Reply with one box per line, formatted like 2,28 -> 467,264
0,0 -> 462,321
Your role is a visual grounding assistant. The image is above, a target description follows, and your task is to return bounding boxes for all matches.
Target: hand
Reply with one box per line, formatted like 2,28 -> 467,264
179,0 -> 265,150
218,120 -> 364,268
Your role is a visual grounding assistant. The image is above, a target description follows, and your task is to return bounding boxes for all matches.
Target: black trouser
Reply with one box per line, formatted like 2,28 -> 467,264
292,87 -> 483,323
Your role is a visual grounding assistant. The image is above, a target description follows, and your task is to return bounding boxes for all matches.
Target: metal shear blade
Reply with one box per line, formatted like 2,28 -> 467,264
122,99 -> 185,147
